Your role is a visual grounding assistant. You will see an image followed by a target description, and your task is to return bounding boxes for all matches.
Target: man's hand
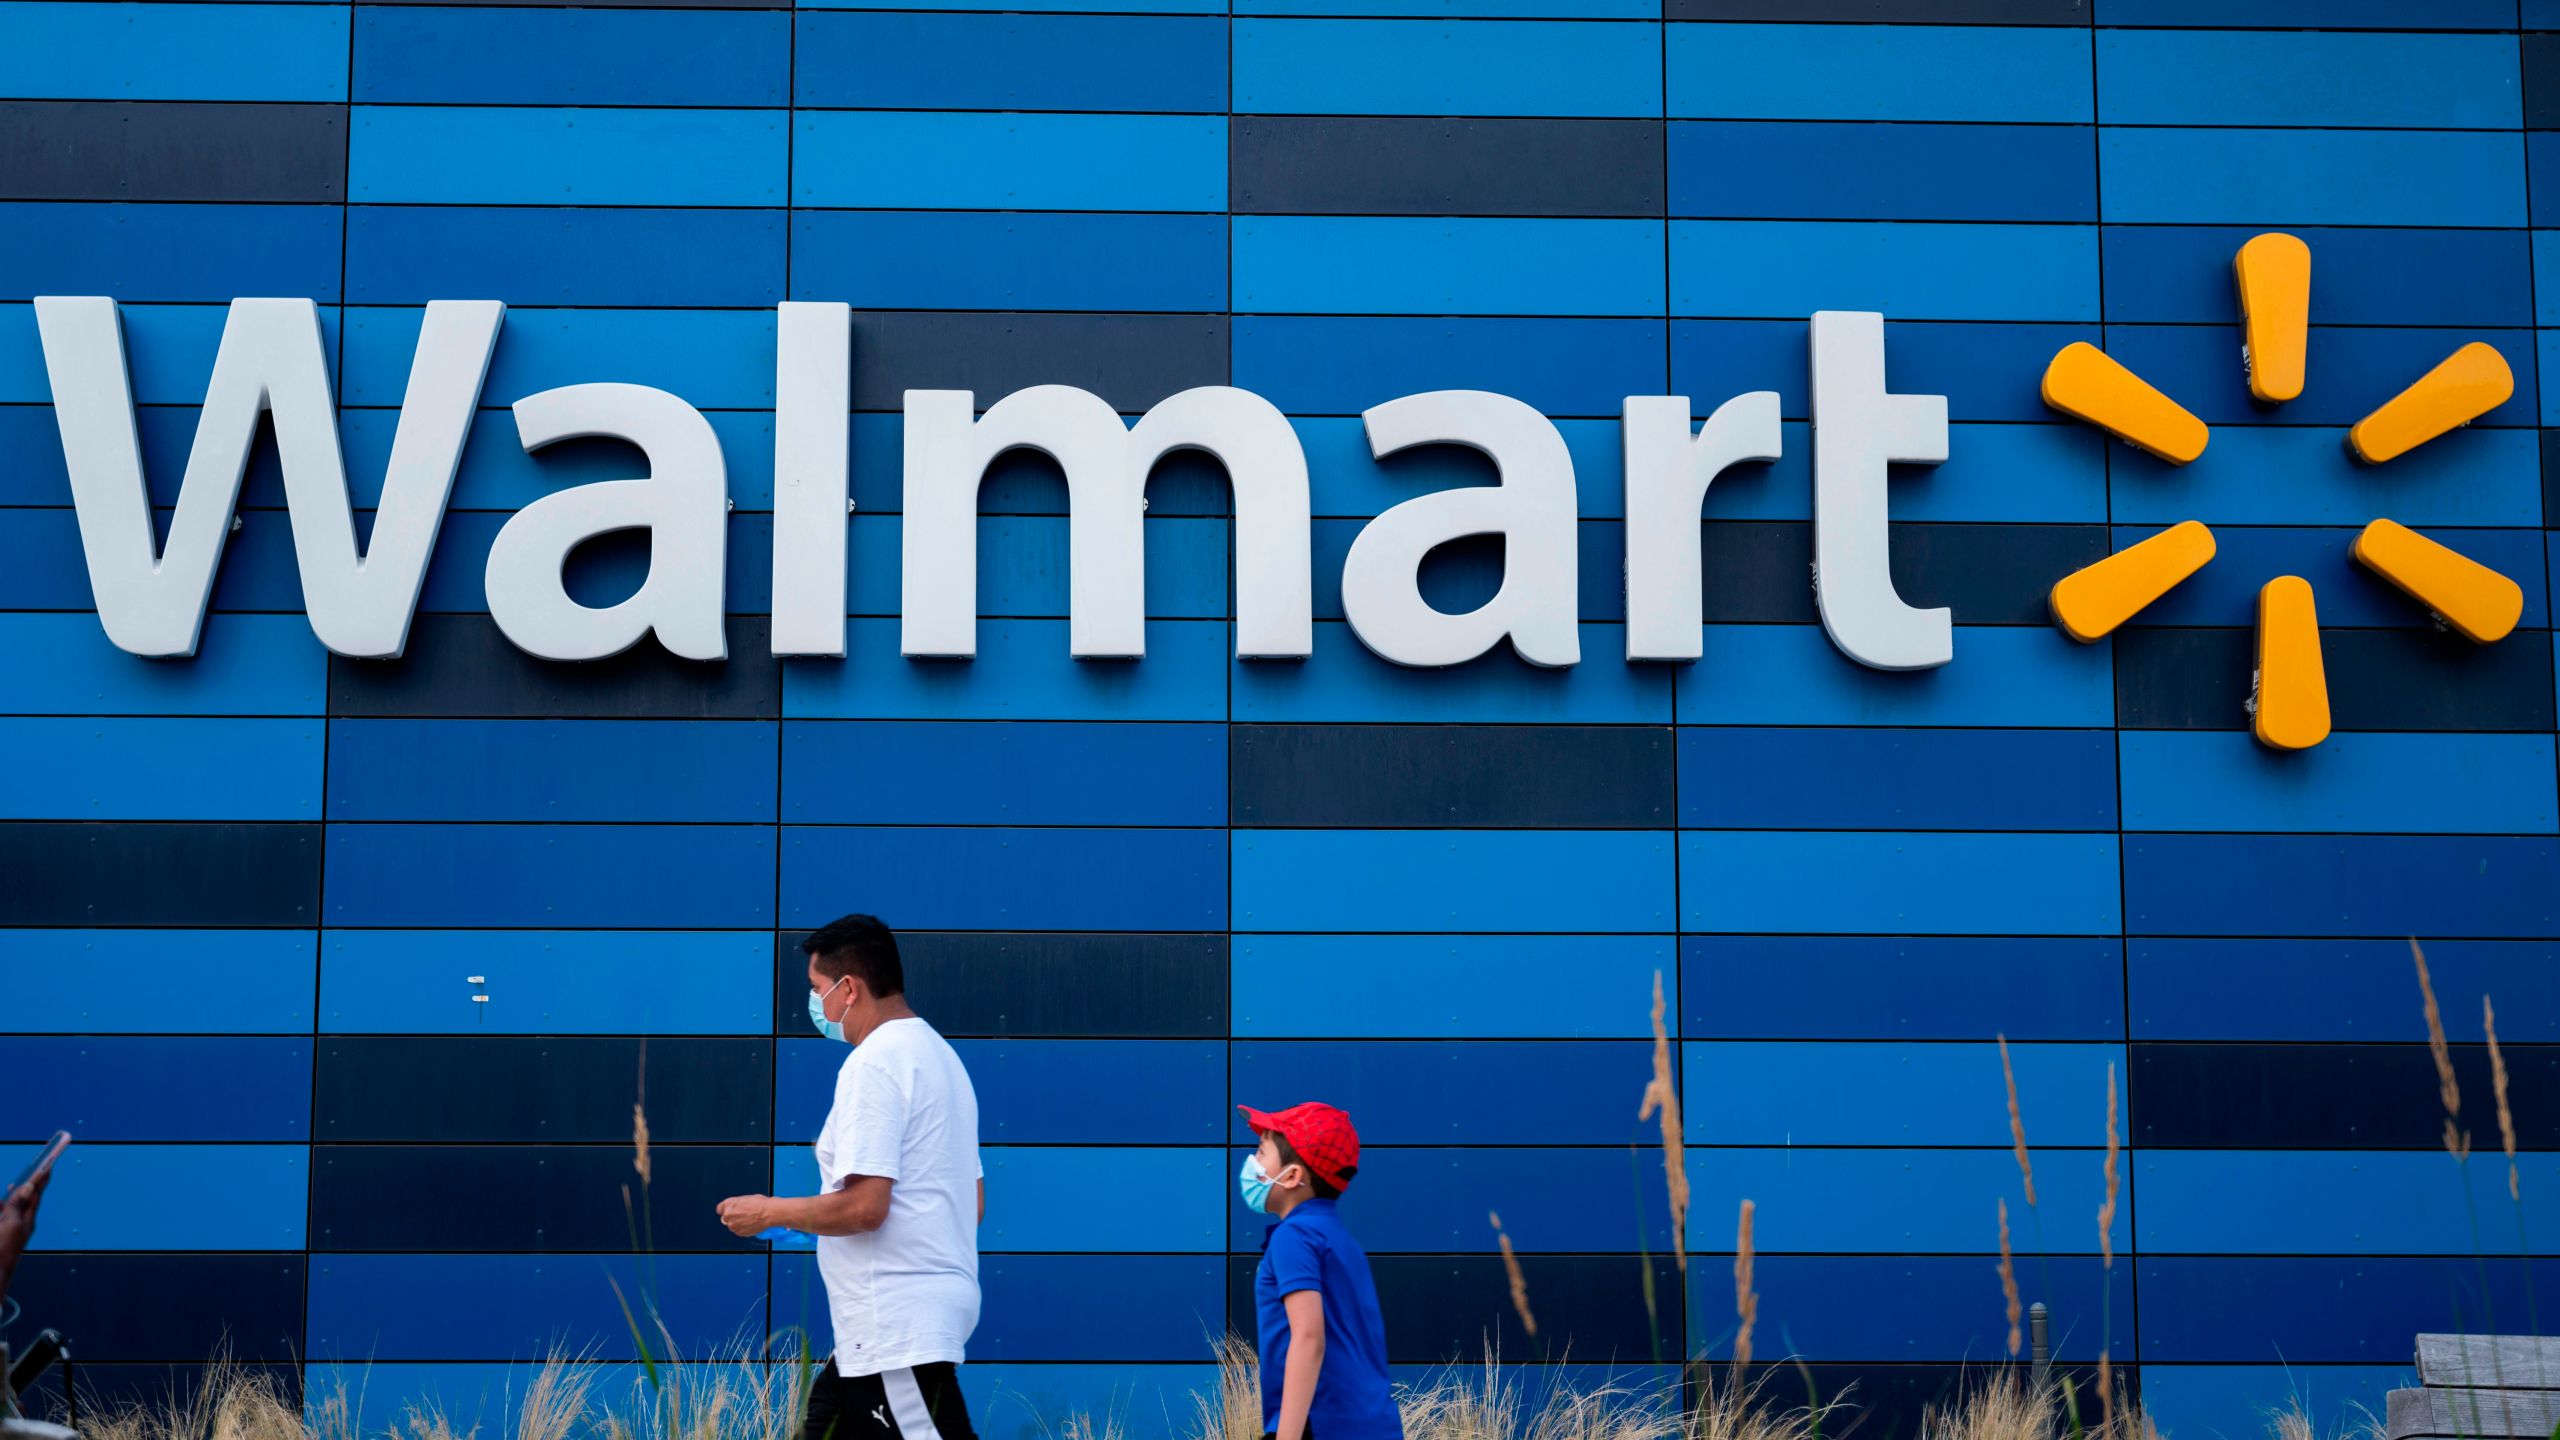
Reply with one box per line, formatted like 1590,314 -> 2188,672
715,1193 -> 775,1237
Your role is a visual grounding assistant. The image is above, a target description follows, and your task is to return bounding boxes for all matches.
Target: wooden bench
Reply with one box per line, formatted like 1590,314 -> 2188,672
2387,1335 -> 2560,1440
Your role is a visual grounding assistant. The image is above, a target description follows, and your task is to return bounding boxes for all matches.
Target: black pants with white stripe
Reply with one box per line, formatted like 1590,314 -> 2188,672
805,1362 -> 977,1440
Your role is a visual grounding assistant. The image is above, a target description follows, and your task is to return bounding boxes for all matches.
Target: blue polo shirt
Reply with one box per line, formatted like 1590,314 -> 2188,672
1255,1198 -> 1400,1440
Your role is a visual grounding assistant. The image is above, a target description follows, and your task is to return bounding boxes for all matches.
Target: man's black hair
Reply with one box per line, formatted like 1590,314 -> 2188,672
1271,1132 -> 1348,1202
801,913 -> 905,998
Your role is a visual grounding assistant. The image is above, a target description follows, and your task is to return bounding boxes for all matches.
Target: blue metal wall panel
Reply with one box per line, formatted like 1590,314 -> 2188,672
1668,121 -> 2097,222
1680,728 -> 2118,831
1234,19 -> 1661,117
2124,836 -> 2560,938
0,302 -> 341,405
2137,1256 -> 2560,1362
2121,733 -> 2560,835
1232,1041 -> 1653,1143
1234,316 -> 1666,417
345,208 -> 789,308
1671,221 -> 2097,322
319,930 -> 773,1035
783,720 -> 1225,825
1688,1148 -> 2124,1254
979,1148 -> 1226,1252
2106,226 -> 2533,327
2101,128 -> 2528,227
1234,624 -> 1674,723
1669,318 -> 2098,423
353,9 -> 789,107
1685,1040 -> 2123,1145
972,1257 -> 1230,1360
2108,424 -> 2542,528
781,825 -> 1227,930
1226,1148 -> 1676,1253
0,717 -> 321,819
2128,939 -> 2560,1042
2139,1152 -> 2560,1255
12,930 -> 315,1034
2100,325 -> 2537,428
1683,937 -> 2125,1040
1233,830 -> 1676,932
0,614 -> 326,715
1666,23 -> 2092,122
326,720 -> 777,822
350,108 -> 789,207
7,1143 -> 308,1250
1701,1257 -> 2129,1362
0,203 -> 341,302
795,13 -> 1226,112
793,113 -> 1227,211
2098,30 -> 2520,130
778,1038 -> 1226,1143
325,824 -> 776,927
845,517 -> 1230,620
1,1038 -> 308,1140
1236,217 -> 1665,316
0,2 -> 348,101
2110,525 -> 2549,629
1672,626 -> 2115,727
306,1254 -> 769,1361
782,621 -> 1231,721
793,212 -> 1227,313
1233,935 -> 1673,1037
342,307 -> 776,408
1681,832 -> 2123,934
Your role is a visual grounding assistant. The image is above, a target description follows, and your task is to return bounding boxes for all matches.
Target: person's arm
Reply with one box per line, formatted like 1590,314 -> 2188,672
718,1174 -> 894,1238
1275,1290 -> 1326,1440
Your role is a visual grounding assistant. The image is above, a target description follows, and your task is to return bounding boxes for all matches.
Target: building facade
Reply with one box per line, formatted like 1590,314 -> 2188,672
5,2 -> 2560,1437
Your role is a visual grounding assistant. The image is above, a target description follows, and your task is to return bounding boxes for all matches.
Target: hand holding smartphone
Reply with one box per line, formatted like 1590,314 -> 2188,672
10,1131 -> 69,1199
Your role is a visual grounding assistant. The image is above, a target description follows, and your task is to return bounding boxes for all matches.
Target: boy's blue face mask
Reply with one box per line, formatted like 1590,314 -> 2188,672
1238,1153 -> 1275,1214
808,976 -> 850,1042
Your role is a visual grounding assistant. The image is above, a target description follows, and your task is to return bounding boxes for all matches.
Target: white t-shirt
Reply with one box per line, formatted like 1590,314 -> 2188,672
811,1015 -> 983,1377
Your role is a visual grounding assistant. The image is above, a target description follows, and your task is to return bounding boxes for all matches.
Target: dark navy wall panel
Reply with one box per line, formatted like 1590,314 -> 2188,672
3,1256 -> 305,1361
0,822 -> 319,926
317,1038 -> 771,1143
2133,1043 -> 2560,1149
328,617 -> 782,719
1231,724 -> 1672,828
309,1146 -> 769,1253
1232,117 -> 1664,217
2124,836 -> 2560,939
778,932 -> 1230,1039
2129,940 -> 2560,1042
0,101 -> 346,202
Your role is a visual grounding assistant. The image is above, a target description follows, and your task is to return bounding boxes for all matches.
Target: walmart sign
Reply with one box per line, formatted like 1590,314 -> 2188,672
35,296 -> 1955,675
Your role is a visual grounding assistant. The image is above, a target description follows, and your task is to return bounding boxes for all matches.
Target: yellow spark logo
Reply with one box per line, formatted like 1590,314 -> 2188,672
2038,232 -> 2526,752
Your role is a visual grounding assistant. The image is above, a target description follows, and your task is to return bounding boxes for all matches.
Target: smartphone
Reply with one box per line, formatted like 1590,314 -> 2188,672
10,1131 -> 69,1196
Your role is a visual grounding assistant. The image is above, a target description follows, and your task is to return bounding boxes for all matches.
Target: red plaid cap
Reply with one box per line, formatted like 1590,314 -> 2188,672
1238,1102 -> 1360,1191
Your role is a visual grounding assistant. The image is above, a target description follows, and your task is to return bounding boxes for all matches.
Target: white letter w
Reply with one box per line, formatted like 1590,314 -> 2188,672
37,296 -> 503,658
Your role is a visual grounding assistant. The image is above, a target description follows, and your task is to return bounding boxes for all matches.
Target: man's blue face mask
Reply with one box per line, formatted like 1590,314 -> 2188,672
808,975 -> 850,1042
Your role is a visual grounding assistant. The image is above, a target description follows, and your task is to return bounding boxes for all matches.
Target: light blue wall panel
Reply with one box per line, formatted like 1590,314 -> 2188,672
1672,626 -> 2115,727
0,614 -> 326,716
0,717 -> 321,819
2108,226 -> 2532,328
320,931 -> 773,1035
1234,19 -> 1660,117
8,1142 -> 307,1250
2097,30 -> 2519,129
1684,936 -> 2125,1041
350,108 -> 789,207
353,8 -> 790,106
845,517 -> 1230,620
0,204 -> 342,303
1667,24 -> 2092,123
780,826 -> 1227,930
1235,316 -> 1667,418
1683,1041 -> 2123,1145
1235,218 -> 1663,316
2125,836 -> 2560,939
2142,1367 -> 2417,1440
326,721 -> 777,823
1671,222 -> 2097,322
783,721 -> 1225,826
325,824 -> 775,928
2109,526 -> 2547,628
1233,624 -> 1672,724
1232,935 -> 1674,1037
0,302 -> 341,406
1682,832 -> 2122,935
2129,939 -> 2560,1043
2100,129 -> 2527,227
956,1366 -> 1222,1440
795,13 -> 1226,112
345,208 -> 788,309
307,1254 -> 768,1360
1234,830 -> 1675,932
2121,733 -> 2559,836
1687,1148 -> 2124,1255
780,1039 -> 1225,1143
793,213 -> 1227,313
0,2 -> 348,100
2109,425 -> 2541,528
2142,1152 -> 2560,1256
782,620 -> 1231,721
980,1148 -> 1225,1252
12,930 -> 316,1034
1681,728 -> 2118,832
343,307 -> 776,410
793,113 -> 1226,212
1233,1040 -> 1650,1143
2,1038 -> 308,1140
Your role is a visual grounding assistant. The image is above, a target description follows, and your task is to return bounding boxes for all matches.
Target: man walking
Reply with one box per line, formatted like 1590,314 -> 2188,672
719,914 -> 984,1440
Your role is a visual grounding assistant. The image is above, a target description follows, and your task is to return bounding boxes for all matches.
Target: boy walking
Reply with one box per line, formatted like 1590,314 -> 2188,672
1236,1102 -> 1401,1440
